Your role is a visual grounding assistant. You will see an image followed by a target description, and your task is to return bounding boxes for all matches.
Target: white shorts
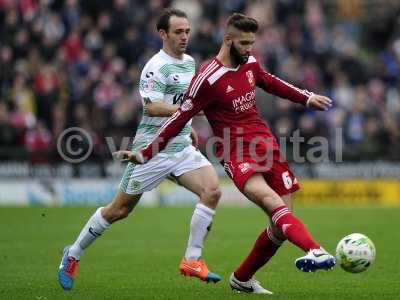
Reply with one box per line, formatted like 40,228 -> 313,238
119,145 -> 211,195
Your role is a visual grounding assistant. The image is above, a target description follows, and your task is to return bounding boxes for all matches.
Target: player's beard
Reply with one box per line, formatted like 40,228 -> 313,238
230,43 -> 249,66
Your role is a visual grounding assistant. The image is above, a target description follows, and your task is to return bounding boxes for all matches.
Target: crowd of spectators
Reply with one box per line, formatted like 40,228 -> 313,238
0,0 -> 399,163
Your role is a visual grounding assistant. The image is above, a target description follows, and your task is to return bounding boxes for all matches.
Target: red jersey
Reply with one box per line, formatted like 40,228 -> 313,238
141,56 -> 312,161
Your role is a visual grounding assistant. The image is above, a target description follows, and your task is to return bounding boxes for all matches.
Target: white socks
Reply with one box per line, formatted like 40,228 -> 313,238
68,207 -> 110,260
184,203 -> 215,260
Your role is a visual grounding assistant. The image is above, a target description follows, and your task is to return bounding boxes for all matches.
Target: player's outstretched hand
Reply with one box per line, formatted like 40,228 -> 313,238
306,94 -> 333,111
112,150 -> 145,164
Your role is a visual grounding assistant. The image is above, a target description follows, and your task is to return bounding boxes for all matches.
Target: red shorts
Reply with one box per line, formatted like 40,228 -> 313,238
222,150 -> 300,196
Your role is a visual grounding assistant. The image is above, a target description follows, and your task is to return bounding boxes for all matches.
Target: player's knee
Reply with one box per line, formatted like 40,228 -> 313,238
211,187 -> 222,202
201,186 -> 221,207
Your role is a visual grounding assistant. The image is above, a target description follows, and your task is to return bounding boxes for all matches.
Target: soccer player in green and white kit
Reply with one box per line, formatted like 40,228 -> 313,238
58,8 -> 221,290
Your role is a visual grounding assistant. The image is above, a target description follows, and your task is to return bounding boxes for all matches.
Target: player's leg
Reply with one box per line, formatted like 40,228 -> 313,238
243,174 -> 335,271
69,191 -> 141,258
177,165 -> 220,258
58,157 -> 170,290
173,147 -> 221,282
242,174 -> 319,249
230,193 -> 291,294
279,196 -> 336,272
230,174 -> 334,293
233,194 -> 291,283
58,190 -> 141,290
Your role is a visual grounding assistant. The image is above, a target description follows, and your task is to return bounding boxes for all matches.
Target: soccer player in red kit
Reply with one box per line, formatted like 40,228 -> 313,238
115,13 -> 335,294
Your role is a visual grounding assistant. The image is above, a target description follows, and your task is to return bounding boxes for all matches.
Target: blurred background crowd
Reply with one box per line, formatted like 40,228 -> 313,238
0,0 -> 400,164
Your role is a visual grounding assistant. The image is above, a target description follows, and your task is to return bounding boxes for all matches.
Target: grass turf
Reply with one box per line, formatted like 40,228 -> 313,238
0,205 -> 399,300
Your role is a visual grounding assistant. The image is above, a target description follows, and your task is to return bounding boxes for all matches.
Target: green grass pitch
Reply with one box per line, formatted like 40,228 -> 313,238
0,205 -> 399,300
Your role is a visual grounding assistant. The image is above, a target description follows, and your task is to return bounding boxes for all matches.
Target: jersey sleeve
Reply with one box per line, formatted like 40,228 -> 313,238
139,63 -> 167,103
255,61 -> 312,105
140,74 -> 213,161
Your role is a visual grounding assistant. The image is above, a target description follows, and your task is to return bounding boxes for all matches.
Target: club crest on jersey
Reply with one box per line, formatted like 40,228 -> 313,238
181,99 -> 193,111
246,70 -> 255,86
142,80 -> 154,93
238,162 -> 251,174
132,180 -> 141,191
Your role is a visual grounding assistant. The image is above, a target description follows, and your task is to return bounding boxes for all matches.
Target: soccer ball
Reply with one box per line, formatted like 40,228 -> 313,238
335,233 -> 376,273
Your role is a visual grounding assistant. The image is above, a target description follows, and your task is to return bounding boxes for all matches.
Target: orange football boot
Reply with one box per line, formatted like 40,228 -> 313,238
179,258 -> 221,283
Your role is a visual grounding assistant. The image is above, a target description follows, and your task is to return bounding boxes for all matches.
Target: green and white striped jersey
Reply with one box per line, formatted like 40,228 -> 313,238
134,49 -> 195,154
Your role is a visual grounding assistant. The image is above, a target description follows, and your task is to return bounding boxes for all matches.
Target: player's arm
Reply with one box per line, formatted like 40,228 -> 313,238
145,101 -> 205,117
140,88 -> 210,161
113,100 -> 202,162
256,64 -> 332,111
124,97 -> 207,163
114,83 -> 211,163
138,66 -> 180,116
144,98 -> 179,117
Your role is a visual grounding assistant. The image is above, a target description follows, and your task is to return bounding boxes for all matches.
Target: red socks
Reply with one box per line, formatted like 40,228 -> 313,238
234,227 -> 284,281
271,205 -> 319,252
234,205 -> 320,282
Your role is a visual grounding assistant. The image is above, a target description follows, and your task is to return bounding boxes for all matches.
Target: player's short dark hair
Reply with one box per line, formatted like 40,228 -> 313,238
226,13 -> 258,33
156,8 -> 187,32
